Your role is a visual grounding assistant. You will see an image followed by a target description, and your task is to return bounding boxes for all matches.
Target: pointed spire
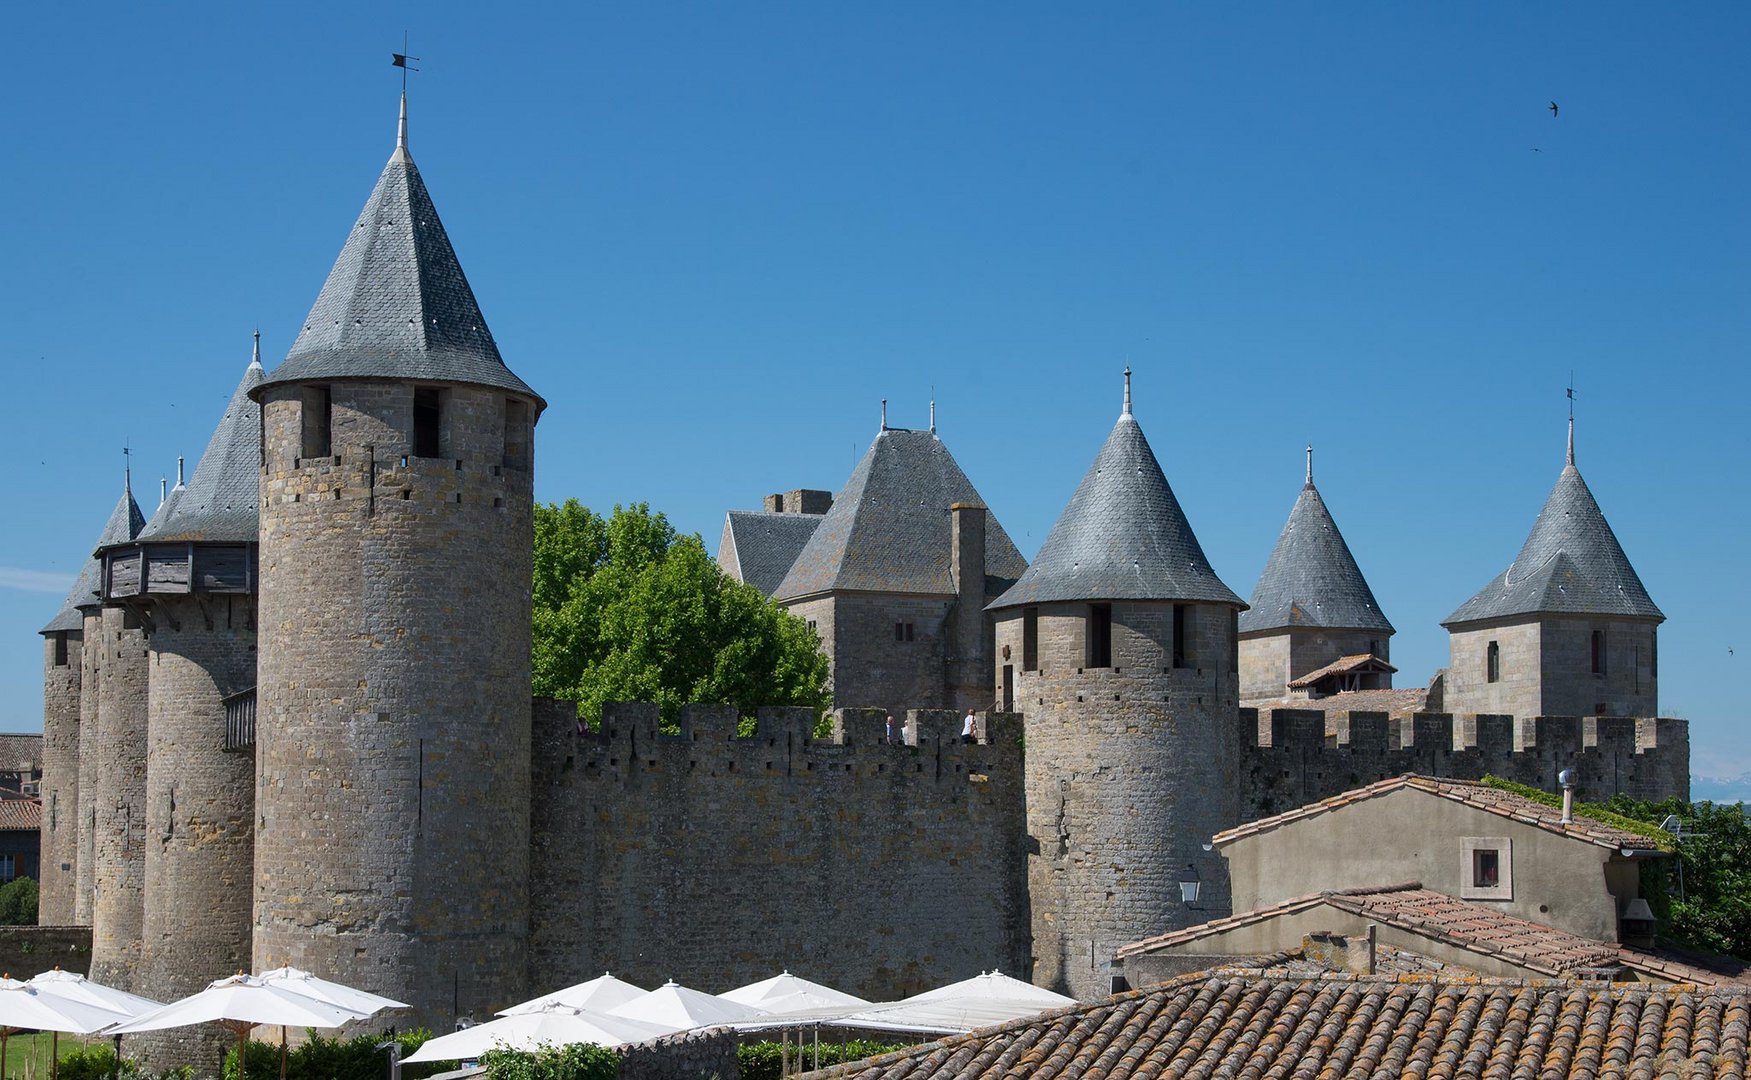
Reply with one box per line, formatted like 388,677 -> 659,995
251,329 -> 263,371
42,477 -> 144,632
395,91 -> 409,160
1306,445 -> 1314,486
139,357 -> 264,544
122,444 -> 132,496
1122,367 -> 1133,416
1242,464 -> 1394,636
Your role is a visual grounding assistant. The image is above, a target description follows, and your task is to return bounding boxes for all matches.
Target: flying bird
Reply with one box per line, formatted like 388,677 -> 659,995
1549,101 -> 1559,118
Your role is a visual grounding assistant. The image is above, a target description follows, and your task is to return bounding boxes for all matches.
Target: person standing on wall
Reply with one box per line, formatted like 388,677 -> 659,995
961,709 -> 978,744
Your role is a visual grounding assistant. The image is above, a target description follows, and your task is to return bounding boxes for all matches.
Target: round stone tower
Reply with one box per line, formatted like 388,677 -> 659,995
988,371 -> 1246,1000
39,474 -> 142,926
102,344 -> 265,1070
249,97 -> 540,1027
90,603 -> 150,988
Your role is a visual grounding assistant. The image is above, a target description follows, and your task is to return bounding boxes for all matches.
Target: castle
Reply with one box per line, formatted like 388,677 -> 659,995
35,95 -> 1687,1065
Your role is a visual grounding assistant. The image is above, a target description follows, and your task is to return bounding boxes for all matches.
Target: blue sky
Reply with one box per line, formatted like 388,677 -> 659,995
3,5 -> 1746,791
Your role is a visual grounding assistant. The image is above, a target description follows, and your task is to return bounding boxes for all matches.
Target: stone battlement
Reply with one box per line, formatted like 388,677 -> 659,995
1244,708 -> 1688,820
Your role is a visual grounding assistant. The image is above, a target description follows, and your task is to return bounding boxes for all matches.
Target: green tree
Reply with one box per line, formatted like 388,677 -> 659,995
0,876 -> 37,925
532,501 -> 830,728
1603,794 -> 1751,959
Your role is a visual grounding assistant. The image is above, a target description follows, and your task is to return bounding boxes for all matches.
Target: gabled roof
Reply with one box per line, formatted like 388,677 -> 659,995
1213,774 -> 1669,853
1445,448 -> 1662,626
988,401 -> 1242,610
801,969 -> 1751,1079
721,511 -> 825,598
255,98 -> 542,409
1286,652 -> 1397,689
0,799 -> 40,831
772,429 -> 1026,601
40,482 -> 144,633
136,353 -> 262,544
1240,474 -> 1392,635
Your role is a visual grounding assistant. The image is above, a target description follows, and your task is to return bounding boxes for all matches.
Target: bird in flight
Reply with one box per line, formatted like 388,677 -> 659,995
1549,101 -> 1559,118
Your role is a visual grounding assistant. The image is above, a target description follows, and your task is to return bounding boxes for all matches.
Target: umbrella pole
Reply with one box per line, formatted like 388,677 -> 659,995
781,1029 -> 787,1077
237,1024 -> 248,1080
279,1026 -> 288,1080
51,1031 -> 58,1080
3,1028 -> 10,1080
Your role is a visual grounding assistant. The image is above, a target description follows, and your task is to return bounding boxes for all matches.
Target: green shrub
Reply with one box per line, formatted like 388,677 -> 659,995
737,1039 -> 910,1080
58,1044 -> 137,1080
480,1044 -> 619,1080
223,1029 -> 446,1080
0,877 -> 39,926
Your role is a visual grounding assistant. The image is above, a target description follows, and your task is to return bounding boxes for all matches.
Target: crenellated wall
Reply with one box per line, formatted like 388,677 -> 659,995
1242,707 -> 1689,822
528,701 -> 1029,1006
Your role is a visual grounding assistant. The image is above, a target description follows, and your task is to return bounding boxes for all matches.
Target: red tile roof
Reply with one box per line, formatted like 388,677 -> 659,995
1213,773 -> 1669,853
800,971 -> 1751,1079
1247,687 -> 1430,716
1285,652 -> 1398,689
0,799 -> 40,830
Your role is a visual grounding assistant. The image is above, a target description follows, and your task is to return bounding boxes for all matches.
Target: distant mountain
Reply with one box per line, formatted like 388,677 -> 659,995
1689,774 -> 1751,806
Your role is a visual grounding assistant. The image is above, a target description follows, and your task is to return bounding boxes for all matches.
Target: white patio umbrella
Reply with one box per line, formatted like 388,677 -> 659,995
401,1003 -> 674,1064
109,974 -> 367,1080
720,971 -> 867,1011
497,973 -> 645,1017
24,969 -> 163,1080
257,966 -> 408,1079
0,977 -> 134,1080
607,981 -> 765,1030
901,970 -> 1074,1007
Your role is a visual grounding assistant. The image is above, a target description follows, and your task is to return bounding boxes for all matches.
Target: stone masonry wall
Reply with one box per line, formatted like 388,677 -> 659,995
134,593 -> 258,1073
1538,617 -> 1658,718
1243,708 -> 1689,822
528,701 -> 1029,1005
39,630 -> 81,925
254,382 -> 534,1033
823,593 -> 957,717
90,604 -> 149,990
75,611 -> 101,925
1445,621 -> 1544,717
1000,600 -> 1242,1001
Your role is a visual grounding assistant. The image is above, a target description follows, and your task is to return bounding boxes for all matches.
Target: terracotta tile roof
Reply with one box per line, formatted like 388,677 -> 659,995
1622,946 -> 1751,988
1326,887 -> 1625,977
0,799 -> 41,830
1285,652 -> 1398,689
1213,773 -> 1668,853
1246,687 -> 1429,716
800,971 -> 1751,1079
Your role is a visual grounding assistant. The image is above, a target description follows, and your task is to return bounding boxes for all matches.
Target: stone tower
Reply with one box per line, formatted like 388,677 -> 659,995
1443,417 -> 1663,717
770,417 -> 1027,717
1238,448 -> 1395,702
102,343 -> 263,1067
988,372 -> 1246,999
38,474 -> 143,926
249,96 -> 542,1027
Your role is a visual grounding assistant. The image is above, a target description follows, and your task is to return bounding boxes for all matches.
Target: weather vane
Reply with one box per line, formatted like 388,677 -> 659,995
1566,371 -> 1576,419
392,32 -> 420,93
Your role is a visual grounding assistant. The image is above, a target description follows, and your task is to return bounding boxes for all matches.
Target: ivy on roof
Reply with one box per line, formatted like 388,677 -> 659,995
1480,775 -> 1675,851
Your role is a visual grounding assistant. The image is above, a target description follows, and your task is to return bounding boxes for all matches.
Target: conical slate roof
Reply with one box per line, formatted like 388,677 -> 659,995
1239,468 -> 1393,635
1444,447 -> 1662,626
40,483 -> 145,633
137,351 -> 263,544
989,400 -> 1243,610
254,99 -> 542,409
772,428 -> 1027,601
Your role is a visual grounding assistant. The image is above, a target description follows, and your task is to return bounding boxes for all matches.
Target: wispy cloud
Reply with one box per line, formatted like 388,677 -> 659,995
0,567 -> 74,594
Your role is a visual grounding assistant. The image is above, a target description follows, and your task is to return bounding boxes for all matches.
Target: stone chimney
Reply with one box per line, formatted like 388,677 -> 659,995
947,502 -> 989,710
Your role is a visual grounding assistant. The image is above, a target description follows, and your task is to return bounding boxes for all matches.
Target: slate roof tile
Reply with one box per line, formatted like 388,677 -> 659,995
1211,773 -> 1667,852
255,113 -> 542,408
721,510 -> 825,597
1445,459 -> 1662,626
40,484 -> 144,634
988,408 -> 1242,610
773,429 -> 1026,601
801,972 -> 1751,1079
1240,479 -> 1393,635
136,354 -> 262,544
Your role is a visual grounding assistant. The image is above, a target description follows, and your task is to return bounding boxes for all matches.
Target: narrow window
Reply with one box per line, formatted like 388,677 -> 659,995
1486,640 -> 1500,683
1368,639 -> 1379,658
1172,604 -> 1188,669
895,622 -> 904,642
413,388 -> 443,458
503,398 -> 531,470
905,622 -> 915,642
53,631 -> 68,667
301,386 -> 332,459
1087,603 -> 1112,668
1472,849 -> 1500,888
1022,607 -> 1039,671
1591,629 -> 1606,675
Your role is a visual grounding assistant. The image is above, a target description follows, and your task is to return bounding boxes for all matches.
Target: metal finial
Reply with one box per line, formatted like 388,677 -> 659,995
396,91 -> 409,156
1122,367 -> 1132,416
250,329 -> 262,370
880,399 -> 888,432
158,478 -> 167,507
122,444 -> 132,494
929,397 -> 936,433
175,455 -> 185,490
1306,445 -> 1314,484
1566,374 -> 1577,467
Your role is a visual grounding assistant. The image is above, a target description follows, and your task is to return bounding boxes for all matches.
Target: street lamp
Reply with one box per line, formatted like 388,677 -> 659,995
1177,863 -> 1201,906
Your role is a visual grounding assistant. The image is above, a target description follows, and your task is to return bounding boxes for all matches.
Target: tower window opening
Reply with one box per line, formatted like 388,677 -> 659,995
503,398 -> 531,471
301,386 -> 333,459
1022,607 -> 1039,671
53,631 -> 68,667
894,621 -> 915,643
1172,604 -> 1188,669
1087,603 -> 1112,668
1486,640 -> 1500,683
1591,629 -> 1606,675
413,388 -> 443,458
